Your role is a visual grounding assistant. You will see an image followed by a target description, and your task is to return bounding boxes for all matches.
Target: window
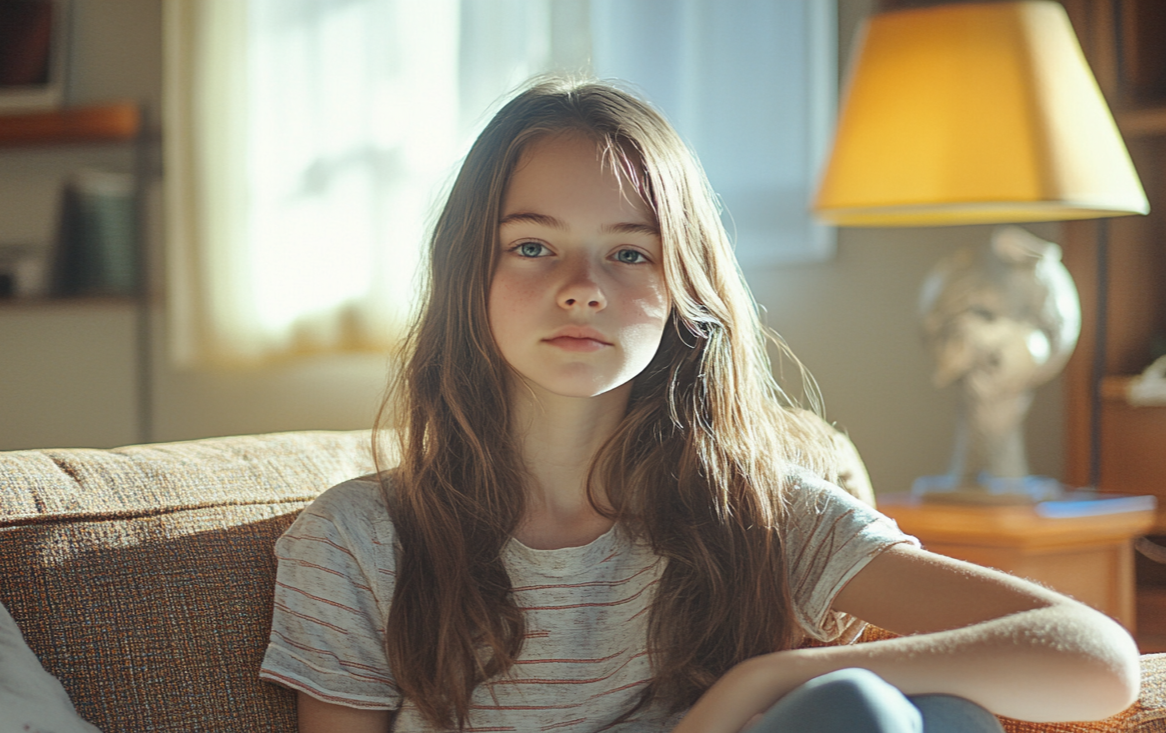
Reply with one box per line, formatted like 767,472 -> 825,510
164,0 -> 835,366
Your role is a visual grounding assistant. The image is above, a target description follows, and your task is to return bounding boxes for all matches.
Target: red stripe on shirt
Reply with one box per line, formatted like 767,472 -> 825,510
514,649 -> 626,665
278,555 -> 374,591
268,630 -> 395,685
590,679 -> 652,699
497,651 -> 649,687
517,579 -> 658,611
273,600 -> 350,634
511,564 -> 657,593
471,678 -> 650,711
276,580 -> 364,616
282,530 -> 357,558
541,718 -> 588,730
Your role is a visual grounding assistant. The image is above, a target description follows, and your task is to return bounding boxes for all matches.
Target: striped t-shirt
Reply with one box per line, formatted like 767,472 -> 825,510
259,471 -> 916,731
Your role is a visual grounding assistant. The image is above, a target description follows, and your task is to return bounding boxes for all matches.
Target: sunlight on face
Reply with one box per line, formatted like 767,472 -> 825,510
488,133 -> 670,403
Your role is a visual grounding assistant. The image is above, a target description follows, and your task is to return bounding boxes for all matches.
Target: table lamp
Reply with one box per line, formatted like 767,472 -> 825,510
812,0 -> 1149,503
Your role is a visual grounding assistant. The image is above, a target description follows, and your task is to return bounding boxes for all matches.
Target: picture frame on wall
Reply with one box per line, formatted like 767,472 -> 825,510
0,0 -> 70,112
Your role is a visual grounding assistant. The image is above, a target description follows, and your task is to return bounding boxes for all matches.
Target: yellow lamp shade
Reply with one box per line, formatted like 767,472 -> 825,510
813,1 -> 1149,226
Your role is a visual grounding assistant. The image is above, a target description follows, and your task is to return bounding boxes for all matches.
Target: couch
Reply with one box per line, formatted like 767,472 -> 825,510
0,430 -> 1163,731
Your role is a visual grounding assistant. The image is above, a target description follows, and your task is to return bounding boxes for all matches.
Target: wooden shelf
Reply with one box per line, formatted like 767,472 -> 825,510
1100,375 -> 1166,403
1117,106 -> 1166,138
0,296 -> 137,311
0,103 -> 141,148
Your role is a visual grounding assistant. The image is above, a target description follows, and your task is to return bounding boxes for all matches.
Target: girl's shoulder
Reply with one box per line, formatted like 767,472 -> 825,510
304,472 -> 386,513
289,472 -> 399,546
781,467 -> 893,536
780,466 -> 918,557
275,474 -> 402,616
783,467 -> 859,506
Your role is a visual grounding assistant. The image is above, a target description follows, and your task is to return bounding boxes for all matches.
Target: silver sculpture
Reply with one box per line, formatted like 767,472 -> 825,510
916,226 -> 1081,503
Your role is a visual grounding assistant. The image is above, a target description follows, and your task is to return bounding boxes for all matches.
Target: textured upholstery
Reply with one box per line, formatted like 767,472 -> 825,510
0,431 -> 375,732
0,429 -> 1162,731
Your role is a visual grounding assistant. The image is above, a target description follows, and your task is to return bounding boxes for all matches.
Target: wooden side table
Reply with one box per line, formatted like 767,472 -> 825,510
878,493 -> 1156,630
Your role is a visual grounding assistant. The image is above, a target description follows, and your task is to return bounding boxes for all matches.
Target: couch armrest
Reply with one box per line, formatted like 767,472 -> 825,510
1132,654 -> 1166,732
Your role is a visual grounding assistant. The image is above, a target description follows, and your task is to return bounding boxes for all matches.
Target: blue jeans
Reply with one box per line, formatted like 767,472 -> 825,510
748,668 -> 1005,733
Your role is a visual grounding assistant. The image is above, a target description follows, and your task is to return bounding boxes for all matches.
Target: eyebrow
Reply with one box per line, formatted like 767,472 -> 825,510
499,212 -> 659,237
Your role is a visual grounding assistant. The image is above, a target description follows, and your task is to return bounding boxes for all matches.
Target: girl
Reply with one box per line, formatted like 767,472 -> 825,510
259,78 -> 1140,732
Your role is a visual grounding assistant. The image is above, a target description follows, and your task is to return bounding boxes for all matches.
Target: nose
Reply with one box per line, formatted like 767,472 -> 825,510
557,261 -> 606,311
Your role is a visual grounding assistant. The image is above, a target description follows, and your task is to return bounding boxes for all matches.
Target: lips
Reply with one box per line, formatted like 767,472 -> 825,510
543,326 -> 611,352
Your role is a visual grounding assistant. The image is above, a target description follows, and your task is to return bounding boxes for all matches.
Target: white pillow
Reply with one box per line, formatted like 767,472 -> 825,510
0,601 -> 101,733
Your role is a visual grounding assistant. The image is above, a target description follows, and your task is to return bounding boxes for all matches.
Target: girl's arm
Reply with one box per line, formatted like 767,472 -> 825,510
672,544 -> 1140,733
297,692 -> 395,733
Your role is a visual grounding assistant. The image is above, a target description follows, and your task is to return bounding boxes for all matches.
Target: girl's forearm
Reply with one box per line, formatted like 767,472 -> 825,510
672,602 -> 1140,733
802,602 -> 1139,720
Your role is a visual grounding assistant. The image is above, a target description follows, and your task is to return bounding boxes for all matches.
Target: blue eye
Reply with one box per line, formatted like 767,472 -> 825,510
516,242 -> 548,257
616,249 -> 647,264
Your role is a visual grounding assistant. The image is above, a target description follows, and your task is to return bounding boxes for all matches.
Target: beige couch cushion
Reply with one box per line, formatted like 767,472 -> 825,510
0,430 -> 374,733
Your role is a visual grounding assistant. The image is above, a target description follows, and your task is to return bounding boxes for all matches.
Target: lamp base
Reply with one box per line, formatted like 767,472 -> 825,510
911,473 -> 1063,505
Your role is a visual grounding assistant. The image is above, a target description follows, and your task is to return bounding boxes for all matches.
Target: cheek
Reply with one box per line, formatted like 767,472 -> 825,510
625,278 -> 671,330
487,269 -> 541,307
488,270 -> 522,320
487,269 -> 540,345
618,284 -> 671,360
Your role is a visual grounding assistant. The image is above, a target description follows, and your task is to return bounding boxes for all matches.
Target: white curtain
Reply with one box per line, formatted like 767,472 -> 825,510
163,0 -> 833,367
164,0 -> 574,366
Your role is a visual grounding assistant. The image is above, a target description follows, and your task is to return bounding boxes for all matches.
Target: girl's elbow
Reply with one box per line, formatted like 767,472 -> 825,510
1037,642 -> 1140,722
1105,645 -> 1142,717
1040,603 -> 1141,720
1077,614 -> 1142,719
1082,658 -> 1140,721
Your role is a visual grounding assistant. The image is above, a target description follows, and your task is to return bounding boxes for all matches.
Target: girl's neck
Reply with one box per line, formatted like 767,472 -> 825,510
508,380 -> 630,549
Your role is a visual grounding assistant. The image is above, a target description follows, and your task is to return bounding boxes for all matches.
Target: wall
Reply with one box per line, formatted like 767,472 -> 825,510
0,0 -> 390,451
0,0 -> 1067,498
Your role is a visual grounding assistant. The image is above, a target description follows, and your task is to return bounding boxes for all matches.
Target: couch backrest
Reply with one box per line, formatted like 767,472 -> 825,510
0,430 -> 375,732
6,430 -> 1165,733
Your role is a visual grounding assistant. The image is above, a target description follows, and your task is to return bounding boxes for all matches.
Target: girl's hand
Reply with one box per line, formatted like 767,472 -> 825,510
670,649 -> 824,733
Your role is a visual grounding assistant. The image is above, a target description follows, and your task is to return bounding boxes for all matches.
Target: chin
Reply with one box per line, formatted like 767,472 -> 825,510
547,383 -> 625,400
524,374 -> 635,401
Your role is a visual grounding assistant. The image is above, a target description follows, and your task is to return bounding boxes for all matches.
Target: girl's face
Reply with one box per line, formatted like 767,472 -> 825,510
488,132 -> 671,402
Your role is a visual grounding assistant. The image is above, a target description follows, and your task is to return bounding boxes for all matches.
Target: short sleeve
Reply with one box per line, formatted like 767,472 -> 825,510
782,470 -> 920,643
259,479 -> 401,709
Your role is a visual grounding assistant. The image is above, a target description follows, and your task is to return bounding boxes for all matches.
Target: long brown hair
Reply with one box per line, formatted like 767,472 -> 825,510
375,77 -> 835,728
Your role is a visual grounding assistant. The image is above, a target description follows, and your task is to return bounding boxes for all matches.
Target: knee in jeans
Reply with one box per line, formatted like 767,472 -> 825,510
756,668 -> 922,733
805,667 -> 902,704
